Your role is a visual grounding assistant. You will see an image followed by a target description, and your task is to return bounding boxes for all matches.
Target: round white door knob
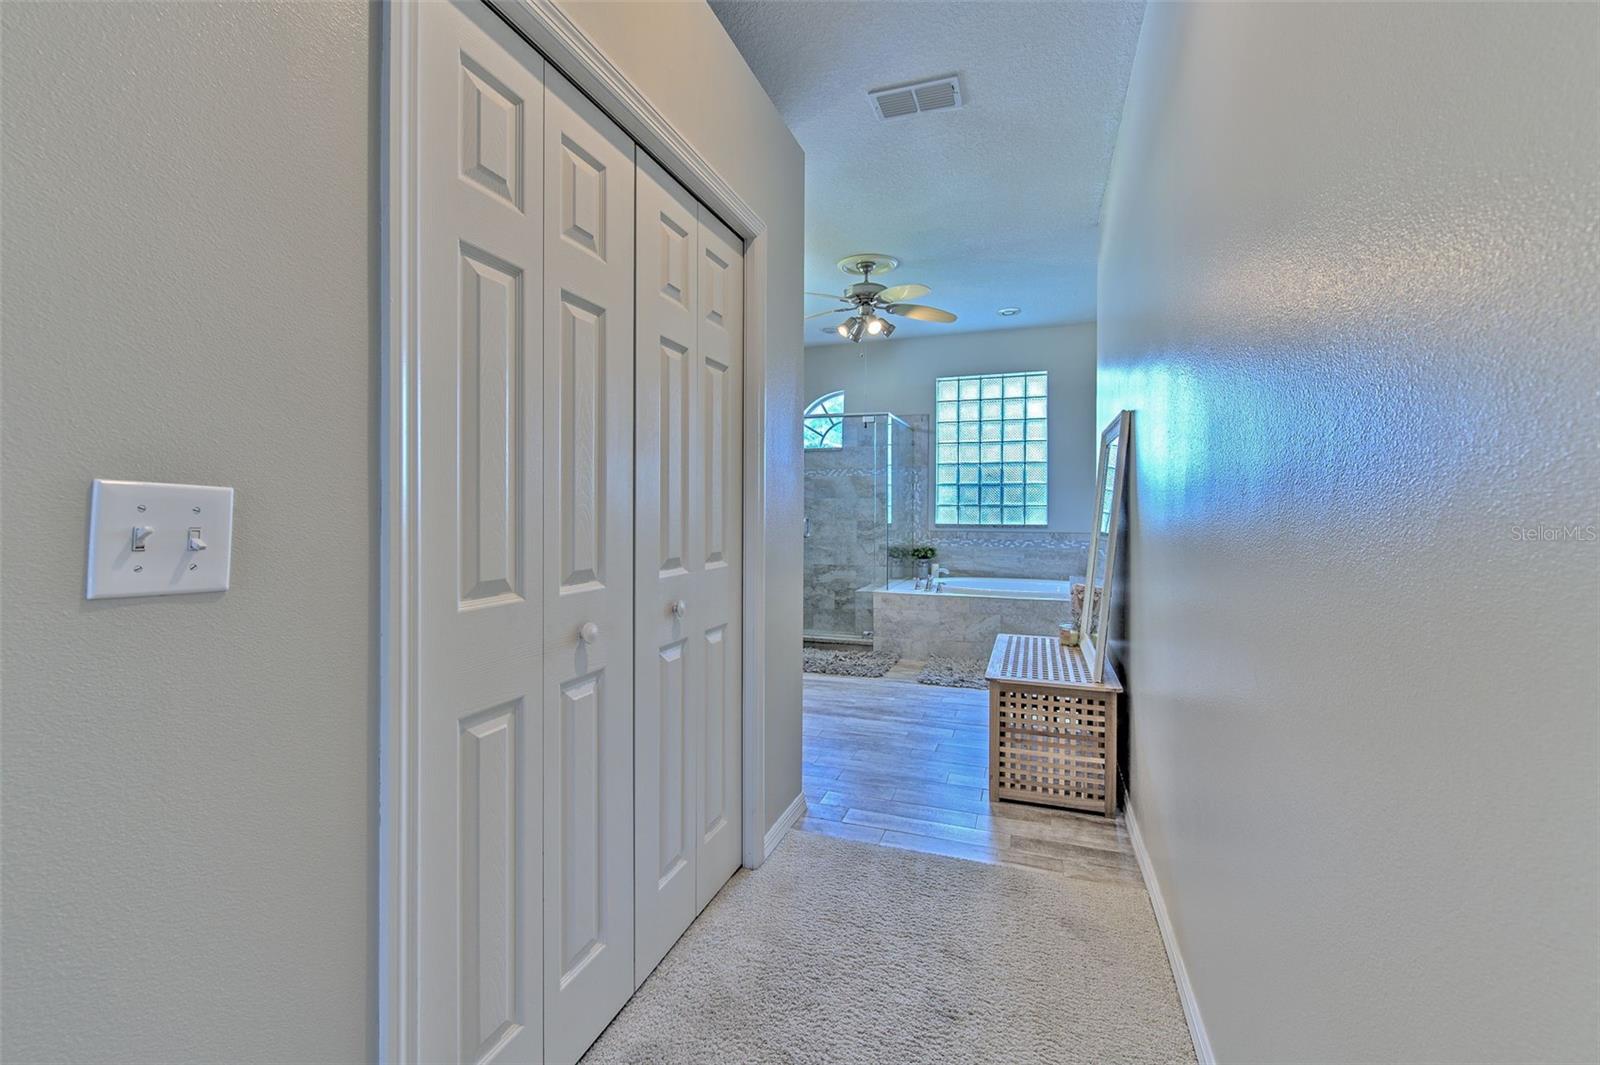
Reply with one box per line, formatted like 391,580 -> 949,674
672,599 -> 687,619
578,622 -> 600,645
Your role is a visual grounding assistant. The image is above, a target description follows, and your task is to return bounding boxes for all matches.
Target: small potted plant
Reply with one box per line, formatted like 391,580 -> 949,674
909,544 -> 937,582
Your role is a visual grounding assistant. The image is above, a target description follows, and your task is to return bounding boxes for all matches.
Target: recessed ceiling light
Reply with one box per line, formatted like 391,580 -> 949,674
997,307 -> 1021,317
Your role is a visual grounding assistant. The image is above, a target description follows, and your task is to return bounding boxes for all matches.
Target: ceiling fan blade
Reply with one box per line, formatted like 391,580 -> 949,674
805,290 -> 849,300
804,306 -> 852,320
886,303 -> 957,324
875,283 -> 929,303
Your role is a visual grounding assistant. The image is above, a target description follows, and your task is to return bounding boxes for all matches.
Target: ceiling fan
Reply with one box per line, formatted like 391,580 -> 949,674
806,253 -> 957,341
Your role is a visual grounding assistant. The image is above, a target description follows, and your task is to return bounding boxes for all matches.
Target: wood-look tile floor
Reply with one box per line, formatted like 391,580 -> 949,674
798,669 -> 1142,885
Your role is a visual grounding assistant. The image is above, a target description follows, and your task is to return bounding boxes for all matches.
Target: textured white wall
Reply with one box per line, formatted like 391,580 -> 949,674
1,3 -> 377,1060
1098,3 -> 1599,1061
1,0 -> 803,1059
805,323 -> 1099,533
560,0 -> 807,835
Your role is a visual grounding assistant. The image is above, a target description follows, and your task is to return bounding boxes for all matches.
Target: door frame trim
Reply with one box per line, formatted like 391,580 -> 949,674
379,2 -> 772,1060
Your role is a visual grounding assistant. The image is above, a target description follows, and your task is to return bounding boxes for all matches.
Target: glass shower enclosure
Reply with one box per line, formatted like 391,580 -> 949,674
802,411 -> 915,641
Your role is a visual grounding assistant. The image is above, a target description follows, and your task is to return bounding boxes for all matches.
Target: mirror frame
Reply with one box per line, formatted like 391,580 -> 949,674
1080,410 -> 1132,683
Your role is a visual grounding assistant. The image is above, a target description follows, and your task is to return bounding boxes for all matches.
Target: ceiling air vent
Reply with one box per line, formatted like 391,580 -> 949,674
868,75 -> 963,121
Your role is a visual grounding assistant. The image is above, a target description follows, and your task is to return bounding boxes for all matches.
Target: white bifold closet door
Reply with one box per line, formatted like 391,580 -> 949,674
413,1 -> 742,1059
413,3 -> 636,1063
415,3 -> 545,1062
633,154 -> 745,986
539,54 -> 637,1065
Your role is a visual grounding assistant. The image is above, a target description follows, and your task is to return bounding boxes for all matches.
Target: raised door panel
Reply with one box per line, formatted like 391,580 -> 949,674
657,338 -> 690,575
653,641 -> 689,875
415,3 -> 544,1062
541,64 -> 635,1065
458,702 -> 521,1063
459,246 -> 525,606
694,210 -> 744,913
555,293 -> 606,589
633,153 -> 700,986
460,54 -> 523,210
700,349 -> 730,571
556,673 -> 603,971
701,624 -> 729,839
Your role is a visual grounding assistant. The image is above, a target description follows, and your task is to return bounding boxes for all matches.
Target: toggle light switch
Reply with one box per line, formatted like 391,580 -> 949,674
87,480 -> 234,599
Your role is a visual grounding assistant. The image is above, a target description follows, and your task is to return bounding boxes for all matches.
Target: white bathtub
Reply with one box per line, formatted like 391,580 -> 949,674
871,577 -> 1074,660
880,576 -> 1070,601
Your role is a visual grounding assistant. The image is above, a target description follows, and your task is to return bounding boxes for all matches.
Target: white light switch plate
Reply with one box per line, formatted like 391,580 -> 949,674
87,480 -> 234,599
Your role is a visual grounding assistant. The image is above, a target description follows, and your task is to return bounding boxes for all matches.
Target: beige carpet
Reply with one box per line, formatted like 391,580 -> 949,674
582,830 -> 1195,1064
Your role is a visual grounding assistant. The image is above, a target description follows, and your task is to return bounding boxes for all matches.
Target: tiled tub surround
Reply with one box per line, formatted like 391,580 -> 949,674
871,578 -> 1075,661
926,528 -> 1089,581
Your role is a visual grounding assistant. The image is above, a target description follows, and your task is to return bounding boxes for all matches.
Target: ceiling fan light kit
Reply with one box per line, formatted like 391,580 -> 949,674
807,253 -> 957,342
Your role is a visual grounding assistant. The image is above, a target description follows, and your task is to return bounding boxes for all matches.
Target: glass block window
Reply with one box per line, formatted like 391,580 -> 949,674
933,371 -> 1048,526
802,390 -> 844,450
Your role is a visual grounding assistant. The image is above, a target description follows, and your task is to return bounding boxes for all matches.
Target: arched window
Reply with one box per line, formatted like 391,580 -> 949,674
802,390 -> 845,450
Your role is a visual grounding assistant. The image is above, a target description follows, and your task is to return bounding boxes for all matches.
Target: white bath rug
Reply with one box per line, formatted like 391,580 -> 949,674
802,647 -> 900,677
918,655 -> 989,689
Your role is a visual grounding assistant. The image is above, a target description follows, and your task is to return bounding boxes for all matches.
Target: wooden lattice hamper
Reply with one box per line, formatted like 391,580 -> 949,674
986,633 -> 1122,816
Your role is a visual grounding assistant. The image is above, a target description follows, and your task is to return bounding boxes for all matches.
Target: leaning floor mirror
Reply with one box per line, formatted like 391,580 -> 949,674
1080,410 -> 1132,683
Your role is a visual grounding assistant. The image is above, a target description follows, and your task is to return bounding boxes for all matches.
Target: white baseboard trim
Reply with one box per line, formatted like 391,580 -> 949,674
762,793 -> 807,860
1127,800 -> 1216,1065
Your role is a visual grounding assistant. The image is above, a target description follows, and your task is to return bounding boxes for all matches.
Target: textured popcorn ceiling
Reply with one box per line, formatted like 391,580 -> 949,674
710,0 -> 1145,343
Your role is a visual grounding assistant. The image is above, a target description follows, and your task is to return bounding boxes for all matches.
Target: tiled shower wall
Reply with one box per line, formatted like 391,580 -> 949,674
802,415 -> 914,637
